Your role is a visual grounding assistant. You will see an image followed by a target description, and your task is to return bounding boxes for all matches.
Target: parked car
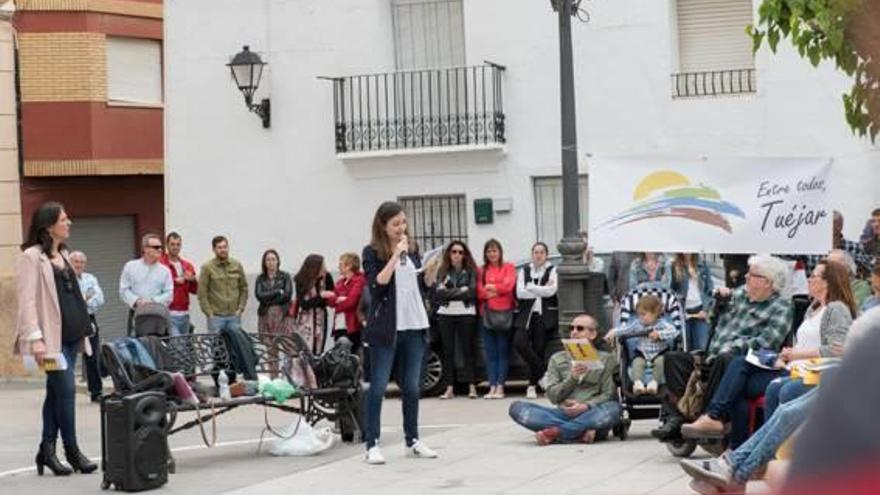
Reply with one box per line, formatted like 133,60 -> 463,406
421,253 -> 614,396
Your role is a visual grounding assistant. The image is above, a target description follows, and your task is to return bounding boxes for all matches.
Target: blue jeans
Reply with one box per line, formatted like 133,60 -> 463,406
764,375 -> 813,419
207,315 -> 241,333
42,341 -> 80,446
364,329 -> 427,449
686,318 -> 710,352
509,400 -> 621,442
169,313 -> 191,337
481,323 -> 511,387
728,387 -> 818,483
705,356 -> 780,448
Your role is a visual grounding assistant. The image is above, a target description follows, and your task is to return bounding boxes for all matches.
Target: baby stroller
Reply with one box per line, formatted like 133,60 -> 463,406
132,303 -> 171,337
611,284 -> 686,440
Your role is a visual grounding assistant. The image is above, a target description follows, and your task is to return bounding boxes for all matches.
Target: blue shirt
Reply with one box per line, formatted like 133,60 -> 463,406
77,272 -> 105,315
119,259 -> 173,308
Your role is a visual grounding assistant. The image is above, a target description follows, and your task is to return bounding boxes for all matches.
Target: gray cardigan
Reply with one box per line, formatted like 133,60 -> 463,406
797,300 -> 853,358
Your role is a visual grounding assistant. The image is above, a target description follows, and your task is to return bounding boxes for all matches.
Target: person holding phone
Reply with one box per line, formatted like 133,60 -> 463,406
361,201 -> 438,465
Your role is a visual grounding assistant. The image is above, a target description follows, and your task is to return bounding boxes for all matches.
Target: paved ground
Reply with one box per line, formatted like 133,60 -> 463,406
0,382 -> 697,494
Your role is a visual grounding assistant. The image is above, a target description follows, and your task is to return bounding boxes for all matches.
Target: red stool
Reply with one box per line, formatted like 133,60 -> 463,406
747,395 -> 766,433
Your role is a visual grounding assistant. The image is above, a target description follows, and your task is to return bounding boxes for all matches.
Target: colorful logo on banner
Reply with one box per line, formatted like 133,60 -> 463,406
603,170 -> 746,233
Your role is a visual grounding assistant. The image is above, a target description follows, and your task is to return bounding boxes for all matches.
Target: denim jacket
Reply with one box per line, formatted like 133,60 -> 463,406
669,259 -> 715,313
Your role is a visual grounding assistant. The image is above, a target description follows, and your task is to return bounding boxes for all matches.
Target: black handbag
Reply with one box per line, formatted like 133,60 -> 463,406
483,308 -> 513,331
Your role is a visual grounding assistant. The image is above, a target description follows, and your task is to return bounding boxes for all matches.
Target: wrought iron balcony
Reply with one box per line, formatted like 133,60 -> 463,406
672,68 -> 756,98
326,63 -> 506,154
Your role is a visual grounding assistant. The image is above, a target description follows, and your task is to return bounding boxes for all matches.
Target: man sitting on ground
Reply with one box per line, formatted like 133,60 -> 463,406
652,255 -> 792,441
508,314 -> 620,446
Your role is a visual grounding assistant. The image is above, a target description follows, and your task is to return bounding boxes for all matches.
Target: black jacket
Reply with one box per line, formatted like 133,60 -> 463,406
362,245 -> 424,346
255,271 -> 293,316
435,268 -> 477,308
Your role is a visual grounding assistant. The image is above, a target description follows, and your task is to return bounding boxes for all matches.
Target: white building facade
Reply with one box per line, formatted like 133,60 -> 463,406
165,0 -> 878,277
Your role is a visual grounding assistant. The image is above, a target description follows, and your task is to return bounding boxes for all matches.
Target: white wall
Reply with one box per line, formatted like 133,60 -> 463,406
166,0 -> 879,327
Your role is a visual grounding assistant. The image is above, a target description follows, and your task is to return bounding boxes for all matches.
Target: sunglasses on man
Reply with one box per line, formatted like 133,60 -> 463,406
570,324 -> 598,332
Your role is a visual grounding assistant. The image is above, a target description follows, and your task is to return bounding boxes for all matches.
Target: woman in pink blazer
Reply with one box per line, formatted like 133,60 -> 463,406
15,202 -> 96,476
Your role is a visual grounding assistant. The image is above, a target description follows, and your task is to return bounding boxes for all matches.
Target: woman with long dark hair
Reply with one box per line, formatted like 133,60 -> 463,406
255,249 -> 294,377
292,254 -> 334,355
477,238 -> 517,399
361,201 -> 438,464
434,240 -> 479,400
15,202 -> 96,476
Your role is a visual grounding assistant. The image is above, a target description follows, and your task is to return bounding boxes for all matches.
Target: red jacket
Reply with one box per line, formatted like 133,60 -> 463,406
328,272 -> 366,335
160,255 -> 198,311
477,263 -> 517,312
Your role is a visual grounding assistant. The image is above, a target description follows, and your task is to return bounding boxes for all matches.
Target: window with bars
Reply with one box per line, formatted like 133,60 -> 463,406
672,0 -> 756,98
398,194 -> 468,252
533,176 -> 589,250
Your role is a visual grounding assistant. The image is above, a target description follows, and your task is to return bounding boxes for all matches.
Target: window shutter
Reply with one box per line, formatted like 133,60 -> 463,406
392,0 -> 465,70
676,0 -> 754,72
107,37 -> 163,104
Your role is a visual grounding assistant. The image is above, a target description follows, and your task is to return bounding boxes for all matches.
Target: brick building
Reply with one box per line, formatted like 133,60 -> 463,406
14,0 -> 164,335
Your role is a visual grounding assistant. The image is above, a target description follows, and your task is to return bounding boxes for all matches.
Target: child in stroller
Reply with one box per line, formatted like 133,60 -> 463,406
606,294 -> 679,395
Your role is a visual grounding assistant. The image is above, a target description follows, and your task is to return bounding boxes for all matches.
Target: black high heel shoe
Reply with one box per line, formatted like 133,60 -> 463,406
35,442 -> 73,476
64,444 -> 97,474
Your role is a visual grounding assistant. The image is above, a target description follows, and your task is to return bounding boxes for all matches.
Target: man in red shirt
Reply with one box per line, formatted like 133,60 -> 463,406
160,232 -> 198,336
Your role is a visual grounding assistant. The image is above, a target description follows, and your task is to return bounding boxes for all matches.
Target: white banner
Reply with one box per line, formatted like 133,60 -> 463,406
588,157 -> 833,254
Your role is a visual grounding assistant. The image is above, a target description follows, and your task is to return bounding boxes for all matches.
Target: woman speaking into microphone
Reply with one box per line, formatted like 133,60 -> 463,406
361,201 -> 439,465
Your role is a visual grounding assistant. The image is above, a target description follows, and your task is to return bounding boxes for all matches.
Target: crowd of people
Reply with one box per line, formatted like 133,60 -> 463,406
13,199 -> 880,483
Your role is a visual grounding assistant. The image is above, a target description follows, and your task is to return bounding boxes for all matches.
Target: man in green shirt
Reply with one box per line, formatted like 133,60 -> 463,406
198,236 -> 248,333
508,314 -> 621,445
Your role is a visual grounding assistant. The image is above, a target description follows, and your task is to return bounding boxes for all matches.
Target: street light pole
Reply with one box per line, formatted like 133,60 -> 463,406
552,0 -> 607,334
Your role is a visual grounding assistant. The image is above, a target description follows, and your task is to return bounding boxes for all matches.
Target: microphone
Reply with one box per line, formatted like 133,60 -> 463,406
400,249 -> 407,266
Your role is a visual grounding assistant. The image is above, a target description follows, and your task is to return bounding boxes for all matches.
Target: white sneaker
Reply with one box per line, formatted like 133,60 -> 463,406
646,379 -> 659,395
633,380 -> 646,395
364,446 -> 386,465
406,440 -> 439,459
526,385 -> 538,400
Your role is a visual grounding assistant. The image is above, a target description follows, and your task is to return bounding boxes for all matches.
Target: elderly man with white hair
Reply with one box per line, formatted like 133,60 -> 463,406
652,255 -> 793,441
69,251 -> 105,402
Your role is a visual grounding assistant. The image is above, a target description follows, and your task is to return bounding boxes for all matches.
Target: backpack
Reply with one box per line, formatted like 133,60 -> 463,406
312,342 -> 361,389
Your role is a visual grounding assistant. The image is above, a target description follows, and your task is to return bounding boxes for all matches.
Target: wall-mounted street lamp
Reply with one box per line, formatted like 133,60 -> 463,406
227,45 -> 270,128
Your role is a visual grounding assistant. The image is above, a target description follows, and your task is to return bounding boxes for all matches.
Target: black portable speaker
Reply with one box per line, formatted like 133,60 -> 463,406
101,391 -> 169,492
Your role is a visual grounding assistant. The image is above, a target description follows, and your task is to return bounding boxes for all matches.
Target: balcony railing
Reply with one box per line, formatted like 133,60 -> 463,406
326,62 -> 506,154
671,68 -> 756,98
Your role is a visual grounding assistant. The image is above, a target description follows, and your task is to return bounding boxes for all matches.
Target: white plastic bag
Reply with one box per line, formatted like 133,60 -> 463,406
268,416 -> 334,456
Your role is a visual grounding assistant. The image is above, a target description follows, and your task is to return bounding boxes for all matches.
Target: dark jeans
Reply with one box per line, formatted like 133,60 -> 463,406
509,400 -> 621,442
364,329 -> 427,449
685,317 -> 710,352
84,321 -> 103,399
43,341 -> 80,446
513,313 -> 548,387
663,351 -> 736,420
764,375 -> 813,419
481,322 -> 511,387
705,356 -> 780,448
438,315 -> 478,385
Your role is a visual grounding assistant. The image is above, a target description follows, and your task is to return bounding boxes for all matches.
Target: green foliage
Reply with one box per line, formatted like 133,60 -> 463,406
749,0 -> 879,141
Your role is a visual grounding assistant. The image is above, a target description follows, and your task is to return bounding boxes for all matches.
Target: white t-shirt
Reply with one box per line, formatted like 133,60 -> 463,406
395,256 -> 429,331
685,274 -> 702,309
794,306 -> 825,351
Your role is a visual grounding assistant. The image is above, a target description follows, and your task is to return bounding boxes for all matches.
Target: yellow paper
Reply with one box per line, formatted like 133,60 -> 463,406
562,339 -> 604,369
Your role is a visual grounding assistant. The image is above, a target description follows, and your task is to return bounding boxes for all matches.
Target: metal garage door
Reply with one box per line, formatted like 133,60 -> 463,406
67,216 -> 136,339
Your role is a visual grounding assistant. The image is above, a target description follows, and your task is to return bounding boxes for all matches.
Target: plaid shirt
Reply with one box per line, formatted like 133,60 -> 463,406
785,238 -> 872,278
708,287 -> 792,359
616,317 -> 679,361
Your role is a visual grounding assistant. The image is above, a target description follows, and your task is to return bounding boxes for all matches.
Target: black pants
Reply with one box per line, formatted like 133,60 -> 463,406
513,313 -> 548,387
83,316 -> 102,399
438,315 -> 478,385
662,351 -> 736,419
